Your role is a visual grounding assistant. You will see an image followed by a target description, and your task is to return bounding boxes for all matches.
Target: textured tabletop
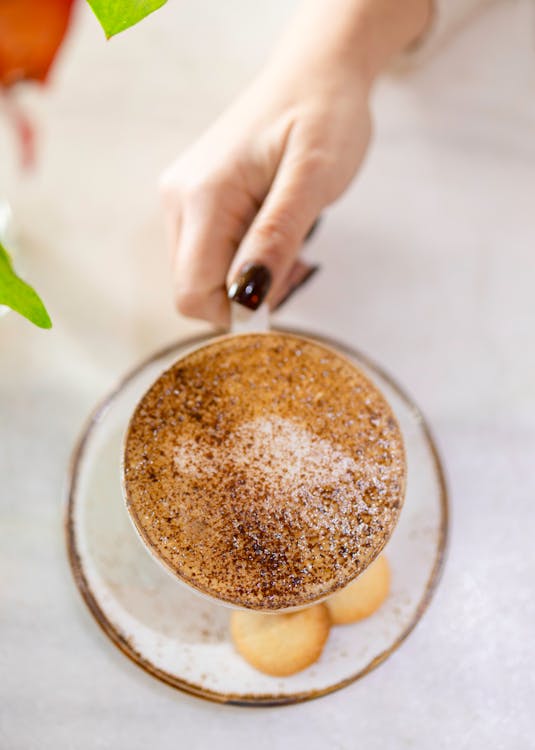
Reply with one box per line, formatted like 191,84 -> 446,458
1,1 -> 534,747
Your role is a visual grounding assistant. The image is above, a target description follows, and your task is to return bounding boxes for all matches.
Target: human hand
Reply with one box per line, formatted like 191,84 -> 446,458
160,0 -> 430,326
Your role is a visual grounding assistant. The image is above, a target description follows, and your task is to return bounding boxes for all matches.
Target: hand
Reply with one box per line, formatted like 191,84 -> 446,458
160,0 -> 430,326
161,61 -> 371,326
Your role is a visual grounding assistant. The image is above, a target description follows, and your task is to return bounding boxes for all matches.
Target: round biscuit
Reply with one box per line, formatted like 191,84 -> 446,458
326,555 -> 390,625
230,604 -> 330,677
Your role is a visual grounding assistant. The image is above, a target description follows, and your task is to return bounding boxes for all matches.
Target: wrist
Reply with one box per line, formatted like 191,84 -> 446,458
270,0 -> 432,91
349,0 -> 432,83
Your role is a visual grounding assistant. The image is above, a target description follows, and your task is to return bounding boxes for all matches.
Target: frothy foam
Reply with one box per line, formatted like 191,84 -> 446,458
124,333 -> 406,609
173,416 -> 388,534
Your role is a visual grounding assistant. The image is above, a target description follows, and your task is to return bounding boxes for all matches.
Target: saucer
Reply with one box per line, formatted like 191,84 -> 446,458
65,328 -> 448,706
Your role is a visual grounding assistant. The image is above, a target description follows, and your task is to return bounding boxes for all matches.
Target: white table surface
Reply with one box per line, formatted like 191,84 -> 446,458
1,1 -> 534,747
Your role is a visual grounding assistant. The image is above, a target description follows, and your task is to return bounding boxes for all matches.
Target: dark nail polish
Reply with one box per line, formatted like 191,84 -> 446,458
273,265 -> 320,311
228,263 -> 272,311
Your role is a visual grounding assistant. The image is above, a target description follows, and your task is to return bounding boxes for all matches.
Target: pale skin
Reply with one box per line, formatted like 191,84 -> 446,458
160,0 -> 432,326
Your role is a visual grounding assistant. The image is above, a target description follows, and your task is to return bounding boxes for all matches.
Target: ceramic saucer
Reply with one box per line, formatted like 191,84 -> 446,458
65,328 -> 448,706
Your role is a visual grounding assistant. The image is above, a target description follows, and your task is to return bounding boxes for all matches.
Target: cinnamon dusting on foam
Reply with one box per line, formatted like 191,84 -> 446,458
124,333 -> 405,610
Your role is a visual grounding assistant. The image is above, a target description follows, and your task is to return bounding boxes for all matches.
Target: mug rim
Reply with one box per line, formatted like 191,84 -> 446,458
120,329 -> 407,612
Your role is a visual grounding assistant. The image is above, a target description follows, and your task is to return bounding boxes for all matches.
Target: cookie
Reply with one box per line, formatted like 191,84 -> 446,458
230,604 -> 331,677
326,555 -> 390,625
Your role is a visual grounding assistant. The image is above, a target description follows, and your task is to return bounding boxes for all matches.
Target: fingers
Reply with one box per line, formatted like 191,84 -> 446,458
171,194 -> 233,327
162,135 -> 327,325
227,146 -> 325,311
161,171 -> 258,327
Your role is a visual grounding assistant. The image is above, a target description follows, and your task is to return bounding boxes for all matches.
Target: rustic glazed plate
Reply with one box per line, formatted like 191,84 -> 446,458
66,328 -> 448,706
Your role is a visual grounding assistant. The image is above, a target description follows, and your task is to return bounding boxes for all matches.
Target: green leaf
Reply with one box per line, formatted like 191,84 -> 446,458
87,0 -> 168,38
0,242 -> 52,329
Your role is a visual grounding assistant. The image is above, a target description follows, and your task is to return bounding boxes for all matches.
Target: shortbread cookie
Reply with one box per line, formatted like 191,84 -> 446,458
230,604 -> 330,676
326,555 -> 390,625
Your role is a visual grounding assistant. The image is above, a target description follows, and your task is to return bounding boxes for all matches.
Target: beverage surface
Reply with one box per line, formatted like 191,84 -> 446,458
124,332 -> 406,609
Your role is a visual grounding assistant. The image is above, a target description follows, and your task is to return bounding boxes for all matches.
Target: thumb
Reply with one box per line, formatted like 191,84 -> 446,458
227,150 -> 323,310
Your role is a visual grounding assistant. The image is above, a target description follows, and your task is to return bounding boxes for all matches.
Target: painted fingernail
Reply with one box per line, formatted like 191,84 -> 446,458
227,263 -> 272,311
273,264 -> 321,311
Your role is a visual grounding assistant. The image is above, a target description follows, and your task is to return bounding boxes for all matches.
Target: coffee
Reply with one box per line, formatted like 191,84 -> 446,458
123,332 -> 405,610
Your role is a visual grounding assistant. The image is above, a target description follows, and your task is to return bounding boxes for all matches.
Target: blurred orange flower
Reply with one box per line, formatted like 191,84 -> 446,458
0,0 -> 75,88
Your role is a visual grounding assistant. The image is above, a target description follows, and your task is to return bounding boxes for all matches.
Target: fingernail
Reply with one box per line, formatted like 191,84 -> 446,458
227,263 -> 272,311
273,264 -> 320,311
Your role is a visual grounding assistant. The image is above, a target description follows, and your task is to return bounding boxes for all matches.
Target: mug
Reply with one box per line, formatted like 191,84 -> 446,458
121,306 -> 406,613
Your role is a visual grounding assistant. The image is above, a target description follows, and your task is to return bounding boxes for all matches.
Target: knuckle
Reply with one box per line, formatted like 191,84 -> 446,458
160,149 -> 235,214
159,161 -> 220,203
285,148 -> 337,207
256,209 -> 300,251
297,148 -> 334,179
181,174 -> 226,205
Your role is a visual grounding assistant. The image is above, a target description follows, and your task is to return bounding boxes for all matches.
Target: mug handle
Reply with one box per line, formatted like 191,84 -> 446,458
230,301 -> 270,334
